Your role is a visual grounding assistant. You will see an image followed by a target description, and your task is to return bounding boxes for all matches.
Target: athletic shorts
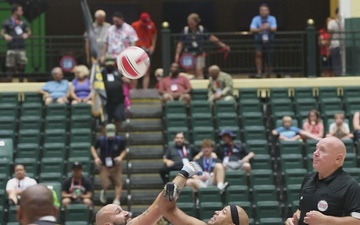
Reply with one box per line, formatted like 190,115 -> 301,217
6,50 -> 27,67
105,103 -> 126,123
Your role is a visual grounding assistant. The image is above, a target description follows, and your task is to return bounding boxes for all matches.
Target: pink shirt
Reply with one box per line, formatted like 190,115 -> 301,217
303,121 -> 324,137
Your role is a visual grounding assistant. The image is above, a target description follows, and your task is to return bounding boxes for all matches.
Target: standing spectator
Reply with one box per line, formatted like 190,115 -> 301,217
175,13 -> 230,79
37,67 -> 69,105
319,18 -> 333,77
328,8 -> 342,76
159,132 -> 195,184
1,3 -> 31,82
6,164 -> 37,205
207,65 -> 234,102
100,11 -> 138,63
70,65 -> 92,105
302,110 -> 324,139
131,12 -> 157,89
285,137 -> 360,225
101,56 -> 131,132
158,62 -> 192,105
186,139 -> 228,193
272,116 -> 302,141
61,162 -> 93,208
216,129 -> 254,173
85,9 -> 111,65
91,124 -> 127,205
327,112 -> 353,140
352,111 -> 360,142
250,3 -> 277,78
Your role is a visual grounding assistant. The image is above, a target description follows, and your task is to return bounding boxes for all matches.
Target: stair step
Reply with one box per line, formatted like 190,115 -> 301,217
130,174 -> 163,189
128,145 -> 164,159
129,104 -> 162,118
93,190 -> 128,205
128,131 -> 163,145
130,189 -> 160,205
130,89 -> 161,100
93,175 -> 129,190
129,160 -> 163,174
125,118 -> 162,131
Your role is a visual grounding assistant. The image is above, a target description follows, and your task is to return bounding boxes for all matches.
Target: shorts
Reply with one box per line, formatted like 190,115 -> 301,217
224,161 -> 244,170
6,50 -> 27,67
195,55 -> 205,70
255,42 -> 274,66
321,56 -> 332,71
99,164 -> 122,186
105,102 -> 126,123
198,175 -> 214,188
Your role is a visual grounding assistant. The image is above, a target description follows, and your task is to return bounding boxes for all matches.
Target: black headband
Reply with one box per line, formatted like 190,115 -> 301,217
230,204 -> 240,225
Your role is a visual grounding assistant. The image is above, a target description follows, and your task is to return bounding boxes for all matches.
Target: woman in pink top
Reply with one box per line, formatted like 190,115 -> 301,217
302,110 -> 324,138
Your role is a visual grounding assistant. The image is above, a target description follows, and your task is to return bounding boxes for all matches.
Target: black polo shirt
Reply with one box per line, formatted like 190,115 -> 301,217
101,67 -> 124,104
94,135 -> 126,167
164,145 -> 195,168
2,17 -> 28,50
215,140 -> 249,162
298,167 -> 360,225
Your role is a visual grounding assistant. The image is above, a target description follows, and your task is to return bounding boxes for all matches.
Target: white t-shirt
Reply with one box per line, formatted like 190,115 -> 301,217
327,19 -> 341,49
104,23 -> 139,56
329,122 -> 350,138
6,177 -> 37,191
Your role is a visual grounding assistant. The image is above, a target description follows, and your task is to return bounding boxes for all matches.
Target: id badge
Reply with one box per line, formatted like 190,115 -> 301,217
15,26 -> 23,35
107,74 -> 115,82
105,157 -> 113,167
223,156 -> 230,164
192,41 -> 198,48
182,158 -> 190,165
262,34 -> 269,42
216,88 -> 222,94
170,84 -> 178,92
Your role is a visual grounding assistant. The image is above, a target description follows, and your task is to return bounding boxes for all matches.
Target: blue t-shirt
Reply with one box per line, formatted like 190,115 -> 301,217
42,80 -> 69,99
276,126 -> 301,138
250,15 -> 277,31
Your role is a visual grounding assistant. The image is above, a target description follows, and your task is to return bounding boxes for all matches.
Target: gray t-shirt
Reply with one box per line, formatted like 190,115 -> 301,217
327,19 -> 341,49
84,22 -> 111,55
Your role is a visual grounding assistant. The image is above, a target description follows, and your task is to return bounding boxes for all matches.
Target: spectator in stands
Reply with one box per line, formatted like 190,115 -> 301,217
175,13 -> 230,79
327,112 -> 353,140
319,18 -> 333,77
61,162 -> 93,209
328,8 -> 342,76
131,12 -> 157,89
250,3 -> 277,78
1,3 -> 31,82
91,123 -> 127,205
6,164 -> 37,205
272,116 -> 302,141
100,11 -> 138,64
38,67 -> 69,105
70,65 -> 92,105
85,10 -> 111,65
352,111 -> 360,142
46,184 -> 60,208
216,129 -> 254,173
186,139 -> 228,193
159,132 -> 195,184
158,62 -> 192,105
101,56 -> 131,132
302,110 -> 324,139
207,65 -> 234,102
154,68 -> 163,90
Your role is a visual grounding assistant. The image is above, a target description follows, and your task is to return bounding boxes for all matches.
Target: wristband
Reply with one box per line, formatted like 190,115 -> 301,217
178,170 -> 189,179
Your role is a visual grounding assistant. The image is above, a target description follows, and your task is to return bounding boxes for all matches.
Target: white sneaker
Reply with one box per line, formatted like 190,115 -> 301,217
113,199 -> 121,205
100,190 -> 107,204
218,182 -> 229,194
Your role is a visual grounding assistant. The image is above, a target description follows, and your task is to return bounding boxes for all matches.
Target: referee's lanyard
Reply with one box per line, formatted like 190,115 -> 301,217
177,146 -> 187,158
203,157 -> 213,172
224,144 -> 233,156
70,178 -> 81,192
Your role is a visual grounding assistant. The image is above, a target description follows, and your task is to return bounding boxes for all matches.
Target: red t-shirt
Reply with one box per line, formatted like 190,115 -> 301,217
319,30 -> 329,56
159,76 -> 192,94
131,20 -> 157,49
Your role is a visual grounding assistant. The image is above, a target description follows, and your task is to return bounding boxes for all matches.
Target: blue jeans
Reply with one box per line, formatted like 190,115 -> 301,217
330,47 -> 341,76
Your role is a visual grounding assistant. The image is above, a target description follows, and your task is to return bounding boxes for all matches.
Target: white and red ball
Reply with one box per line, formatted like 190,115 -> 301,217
117,46 -> 150,79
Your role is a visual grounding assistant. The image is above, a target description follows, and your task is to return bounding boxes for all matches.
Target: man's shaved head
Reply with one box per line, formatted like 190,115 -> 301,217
96,204 -> 131,225
18,184 -> 57,225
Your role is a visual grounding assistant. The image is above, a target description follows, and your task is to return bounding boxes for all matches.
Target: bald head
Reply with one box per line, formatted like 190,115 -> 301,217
208,65 -> 220,79
18,185 -> 56,224
320,136 -> 346,159
96,204 -> 131,225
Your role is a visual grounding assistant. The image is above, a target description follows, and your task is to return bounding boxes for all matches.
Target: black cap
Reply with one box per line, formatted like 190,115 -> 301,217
72,162 -> 83,170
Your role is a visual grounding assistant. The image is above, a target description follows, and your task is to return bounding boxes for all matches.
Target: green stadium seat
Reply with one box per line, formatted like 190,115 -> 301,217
0,92 -> 19,105
294,98 -> 318,119
199,202 -> 223,220
240,112 -> 264,127
43,143 -> 67,158
70,116 -> 92,129
243,126 -> 266,141
21,102 -> 42,118
0,200 -> 4,223
225,170 -> 246,186
238,99 -> 262,113
318,87 -> 340,99
23,92 -> 43,103
198,186 -> 222,203
252,185 -> 277,202
19,116 -> 42,130
286,184 -> 301,203
192,127 -> 215,145
214,100 -> 236,114
259,218 -> 284,225
0,117 -> 16,139
0,158 -> 11,176
216,112 -> 238,128
177,202 -> 196,217
344,97 -> 360,117
165,114 -> 188,128
284,169 -> 307,185
343,167 -> 360,182
0,174 -> 7,190
293,87 -> 315,100
271,99 -> 295,121
7,205 -> 17,222
342,139 -> 354,153
190,89 -> 208,101
250,169 -> 273,187
304,139 -> 318,155
280,154 -> 304,170
166,127 -> 189,144
343,153 -> 357,168
255,201 -> 281,218
319,98 -> 343,117
343,87 -> 360,99
41,157 -> 65,173
67,157 -> 92,175
190,113 -> 213,128
16,143 -> 40,160
14,158 -> 37,178
0,103 -> 18,118
279,140 -> 302,155
228,201 -> 253,219
251,154 -> 272,170
70,128 -> 92,144
65,204 -> 90,222
238,88 -> 258,101
246,139 -> 268,154
64,222 -> 87,225
189,100 -> 211,114
165,101 -> 187,115
39,172 -> 64,183
269,88 -> 291,101
45,116 -> 67,130
225,185 -> 249,202
46,104 -> 67,117
44,129 -> 67,144
71,103 -> 91,117
69,143 -> 91,158
0,139 -> 13,161
177,186 -> 193,203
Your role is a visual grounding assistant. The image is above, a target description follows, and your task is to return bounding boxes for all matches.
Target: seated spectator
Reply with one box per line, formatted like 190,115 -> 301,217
353,111 -> 360,142
186,139 -> 228,193
158,62 -> 192,105
207,65 -> 234,102
70,65 -> 92,105
6,164 -> 37,205
272,116 -> 302,141
38,67 -> 69,105
61,162 -> 93,208
154,68 -> 163,90
327,112 -> 354,140
302,110 -> 324,139
159,132 -> 195,184
215,129 -> 254,173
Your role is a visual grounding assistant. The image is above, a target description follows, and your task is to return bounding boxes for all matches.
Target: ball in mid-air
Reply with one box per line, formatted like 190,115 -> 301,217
117,46 -> 150,79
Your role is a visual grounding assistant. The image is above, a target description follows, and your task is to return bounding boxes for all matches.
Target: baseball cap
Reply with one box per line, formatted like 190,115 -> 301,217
219,128 -> 236,138
72,162 -> 83,170
106,124 -> 116,137
140,12 -> 151,25
105,54 -> 115,66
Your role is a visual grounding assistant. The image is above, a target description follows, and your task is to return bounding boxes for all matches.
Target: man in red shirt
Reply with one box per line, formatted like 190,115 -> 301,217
159,62 -> 192,105
131,12 -> 157,89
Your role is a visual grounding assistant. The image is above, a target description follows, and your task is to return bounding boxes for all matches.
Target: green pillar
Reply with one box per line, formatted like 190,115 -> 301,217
306,19 -> 317,77
161,21 -> 171,77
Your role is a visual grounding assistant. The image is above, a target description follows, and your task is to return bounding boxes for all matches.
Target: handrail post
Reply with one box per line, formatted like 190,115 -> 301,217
306,19 -> 317,77
161,21 -> 171,77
